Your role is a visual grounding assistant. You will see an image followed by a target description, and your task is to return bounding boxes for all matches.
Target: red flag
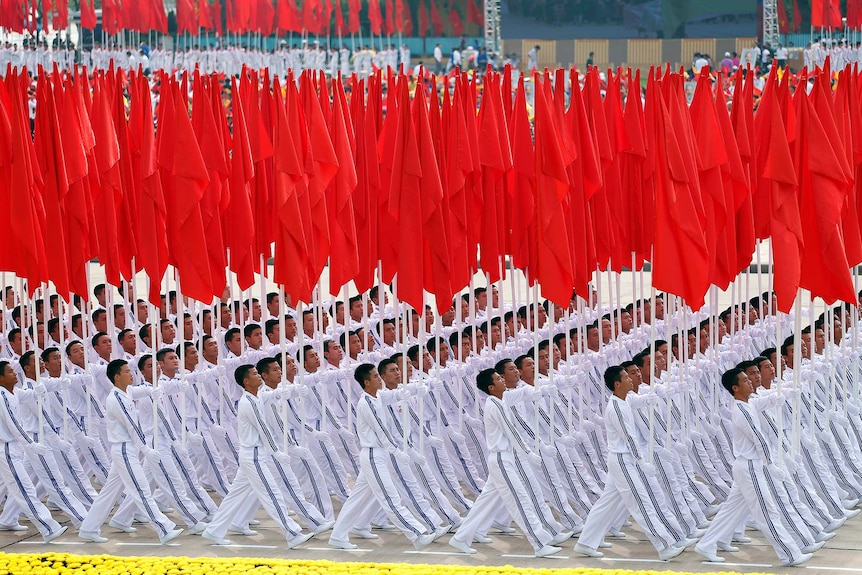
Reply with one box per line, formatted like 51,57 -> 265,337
177,0 -> 198,32
191,73 -> 230,297
813,0 -> 843,27
334,0 -> 346,34
53,0 -> 69,29
129,73 -> 168,305
849,0 -> 862,31
385,0 -> 395,35
377,71 -> 402,283
348,0 -> 361,33
389,78 -> 425,312
429,0 -> 443,35
368,0 -> 383,34
223,77 -> 256,290
778,0 -> 790,33
158,79 -> 214,303
414,81 -> 451,313
34,71 -> 71,300
792,0 -> 802,31
394,0 -> 404,32
2,74 -> 48,291
449,7 -> 464,36
300,71 -> 337,297
327,77 -> 360,296
467,0 -> 482,25
272,76 -> 311,304
794,74 -> 856,304
756,68 -> 802,312
240,71 -> 274,266
351,76 -> 381,293
508,75 -> 535,274
417,0 -> 428,36
648,72 -> 710,310
533,76 -> 574,307
80,0 -> 97,28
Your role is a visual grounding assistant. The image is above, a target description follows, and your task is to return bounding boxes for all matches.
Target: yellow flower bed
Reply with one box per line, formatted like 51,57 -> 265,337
0,552 -> 774,575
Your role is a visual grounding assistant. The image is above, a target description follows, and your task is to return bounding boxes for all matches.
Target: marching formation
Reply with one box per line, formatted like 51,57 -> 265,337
0,279 -> 860,568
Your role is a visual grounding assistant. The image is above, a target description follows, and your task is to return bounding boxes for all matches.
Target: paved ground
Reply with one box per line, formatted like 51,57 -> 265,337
2,496 -> 862,575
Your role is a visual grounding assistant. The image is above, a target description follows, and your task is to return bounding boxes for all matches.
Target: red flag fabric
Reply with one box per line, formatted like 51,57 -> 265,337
389,78 -> 425,312
429,0 -> 443,35
508,75 -> 536,274
755,68 -> 802,312
158,79 -> 213,303
395,0 -> 404,32
334,0 -> 346,34
791,0 -> 802,30
385,0 -> 396,35
467,0 -> 482,25
80,0 -> 97,28
348,0 -> 361,33
850,0 -> 862,36
813,0 -> 843,27
327,77 -> 360,296
34,71 -> 71,300
533,76 -> 574,307
778,0 -> 790,33
224,77 -> 257,290
794,74 -> 856,304
53,0 -> 69,30
449,7 -> 464,36
417,0 -> 428,36
351,76 -> 381,294
368,0 -> 384,34
272,76 -> 311,303
177,0 -> 198,32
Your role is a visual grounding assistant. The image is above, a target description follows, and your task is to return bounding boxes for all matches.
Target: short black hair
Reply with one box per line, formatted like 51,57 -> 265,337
156,347 -> 176,363
377,358 -> 398,376
257,357 -> 279,375
137,354 -> 152,371
92,332 -> 109,348
722,368 -> 745,395
107,359 -> 128,384
225,327 -> 240,345
19,350 -> 34,372
495,358 -> 514,375
476,368 -> 497,395
40,347 -> 59,363
234,364 -> 256,388
65,340 -> 83,356
354,363 -> 376,388
514,354 -> 531,370
604,365 -> 625,392
244,323 -> 262,338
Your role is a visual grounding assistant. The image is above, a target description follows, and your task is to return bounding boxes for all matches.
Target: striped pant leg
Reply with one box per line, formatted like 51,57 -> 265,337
0,443 -> 62,538
451,477 -> 502,546
142,445 -> 207,526
575,476 -> 627,550
421,440 -> 473,512
25,449 -> 88,527
697,471 -> 753,555
170,441 -> 221,510
387,453 -> 442,531
744,460 -> 804,564
444,429 -> 485,496
493,452 -> 555,551
242,447 -> 303,540
361,448 -> 427,542
329,469 -> 382,541
309,432 -> 351,500
204,465 -> 254,539
411,458 -> 462,525
267,458 -> 326,529
290,452 -> 335,521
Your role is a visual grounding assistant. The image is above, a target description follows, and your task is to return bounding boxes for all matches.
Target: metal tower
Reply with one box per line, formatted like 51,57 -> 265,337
484,0 -> 501,56
762,0 -> 779,48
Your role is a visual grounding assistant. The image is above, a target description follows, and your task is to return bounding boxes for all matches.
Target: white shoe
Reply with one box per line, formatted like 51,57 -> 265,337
717,542 -> 739,552
573,542 -> 604,558
815,531 -> 836,542
598,540 -> 613,549
658,545 -> 685,561
329,537 -> 358,549
607,529 -> 626,538
704,505 -> 720,518
78,530 -> 108,543
202,531 -> 232,545
0,524 -> 27,531
845,508 -> 861,519
44,526 -> 68,543
801,541 -> 825,554
312,520 -> 335,536
371,522 -> 396,530
448,536 -> 477,554
449,517 -> 463,530
695,546 -> 725,563
491,521 -> 515,534
826,517 -> 847,532
535,545 -> 562,558
549,530 -> 573,545
413,533 -> 435,549
159,528 -> 183,545
690,528 -> 706,538
697,521 -> 711,529
158,505 -> 174,514
433,524 -> 452,541
782,553 -> 813,567
287,532 -> 313,549
189,522 -> 208,535
248,519 -> 261,526
676,537 -> 698,549
108,520 -> 137,533
133,514 -> 148,524
349,528 -> 379,539
228,526 -> 258,536
473,535 -> 492,544
731,535 -> 752,543
842,498 -> 860,508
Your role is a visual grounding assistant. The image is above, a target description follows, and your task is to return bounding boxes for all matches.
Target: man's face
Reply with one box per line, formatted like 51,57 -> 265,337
247,301 -> 262,322
744,365 -> 762,389
587,327 -> 599,351
227,334 -> 242,356
159,351 -> 180,373
381,363 -> 401,389
815,328 -> 826,354
262,363 -> 283,387
137,301 -> 148,323
268,296 -> 281,318
121,332 -> 137,354
284,318 -> 297,340
94,314 -> 107,333
45,351 -> 62,375
615,370 -> 634,396
489,323 -> 502,348
245,328 -> 263,350
619,311 -> 633,334
654,297 -> 665,319
476,291 -> 487,310
501,361 -> 520,387
114,307 -> 127,329
625,365 -> 643,390
183,316 -> 194,340
733,372 -> 754,401
347,334 -> 362,358
0,364 -> 16,387
434,342 -> 450,365
202,339 -> 218,361
243,367 -> 263,391
283,356 -> 298,378
335,304 -> 345,325
519,357 -> 535,381
382,322 -> 397,345
116,364 -> 134,387
349,301 -> 363,322
699,328 -> 710,353
325,342 -> 344,365
219,305 -> 231,327
161,321 -> 176,343
95,335 -> 112,358
184,345 -> 199,368
654,350 -> 667,374
601,319 -> 612,343
68,342 -> 85,367
140,358 -> 153,383
442,307 -> 455,326
303,349 -> 321,372
363,368 -> 384,394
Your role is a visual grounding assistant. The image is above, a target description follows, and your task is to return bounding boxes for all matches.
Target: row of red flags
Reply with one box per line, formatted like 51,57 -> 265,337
0,61 -> 860,317
0,0 -> 481,37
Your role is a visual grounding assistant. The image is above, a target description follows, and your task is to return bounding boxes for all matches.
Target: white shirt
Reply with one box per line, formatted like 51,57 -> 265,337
732,399 -> 773,462
106,386 -> 148,446
483,388 -> 534,454
604,394 -> 645,457
0,387 -> 34,444
356,389 -> 403,450
237,390 -> 279,452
